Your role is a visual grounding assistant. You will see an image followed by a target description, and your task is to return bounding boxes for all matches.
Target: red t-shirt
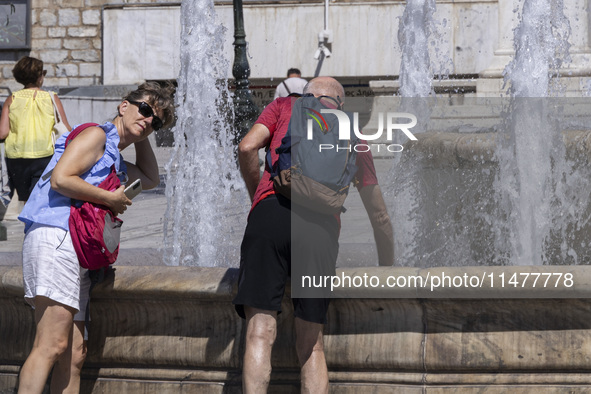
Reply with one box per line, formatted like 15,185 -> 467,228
251,97 -> 379,210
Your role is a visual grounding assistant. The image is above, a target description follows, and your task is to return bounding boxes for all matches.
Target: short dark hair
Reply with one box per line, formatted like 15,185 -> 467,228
287,68 -> 301,77
12,56 -> 44,86
123,81 -> 176,129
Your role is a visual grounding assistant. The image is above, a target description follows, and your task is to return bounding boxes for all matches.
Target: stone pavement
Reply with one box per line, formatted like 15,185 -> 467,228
0,144 -> 393,267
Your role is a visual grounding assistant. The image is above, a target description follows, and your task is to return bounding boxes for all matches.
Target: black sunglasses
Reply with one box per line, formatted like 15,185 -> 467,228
127,100 -> 163,131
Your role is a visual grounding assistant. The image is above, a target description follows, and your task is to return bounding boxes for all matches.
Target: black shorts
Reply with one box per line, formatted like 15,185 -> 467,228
233,195 -> 339,324
5,156 -> 52,201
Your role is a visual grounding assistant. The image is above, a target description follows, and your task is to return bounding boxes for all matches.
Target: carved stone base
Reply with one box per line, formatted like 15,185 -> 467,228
3,265 -> 591,392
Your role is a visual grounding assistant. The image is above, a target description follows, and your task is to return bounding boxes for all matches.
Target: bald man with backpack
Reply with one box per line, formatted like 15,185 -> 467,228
234,76 -> 394,393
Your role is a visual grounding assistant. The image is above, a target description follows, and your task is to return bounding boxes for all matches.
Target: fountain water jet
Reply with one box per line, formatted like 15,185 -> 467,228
163,0 -> 248,267
385,0 -> 438,266
385,0 -> 589,267
494,0 -> 573,265
397,0 -> 436,98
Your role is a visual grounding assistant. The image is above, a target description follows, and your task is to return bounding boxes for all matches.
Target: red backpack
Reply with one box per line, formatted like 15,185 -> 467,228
66,123 -> 123,270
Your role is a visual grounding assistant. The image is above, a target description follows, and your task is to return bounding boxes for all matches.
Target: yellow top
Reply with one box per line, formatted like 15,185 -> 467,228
5,89 -> 56,159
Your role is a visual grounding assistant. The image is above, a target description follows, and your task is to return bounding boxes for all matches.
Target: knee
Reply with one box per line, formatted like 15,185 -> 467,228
245,310 -> 277,352
39,337 -> 70,363
71,342 -> 87,370
246,320 -> 277,348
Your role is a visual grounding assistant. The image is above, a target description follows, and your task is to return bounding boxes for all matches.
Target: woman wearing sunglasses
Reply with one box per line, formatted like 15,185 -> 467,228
16,81 -> 175,393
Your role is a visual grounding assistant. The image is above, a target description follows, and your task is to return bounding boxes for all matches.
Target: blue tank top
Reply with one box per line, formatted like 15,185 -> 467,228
19,122 -> 127,233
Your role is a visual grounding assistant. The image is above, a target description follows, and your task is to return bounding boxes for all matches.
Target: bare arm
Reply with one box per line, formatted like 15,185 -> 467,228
124,138 -> 159,190
359,184 -> 394,266
0,95 -> 13,140
238,123 -> 271,201
51,126 -> 130,215
53,94 -> 71,131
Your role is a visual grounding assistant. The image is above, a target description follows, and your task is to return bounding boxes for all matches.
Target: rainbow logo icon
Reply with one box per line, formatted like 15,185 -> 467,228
304,107 -> 329,133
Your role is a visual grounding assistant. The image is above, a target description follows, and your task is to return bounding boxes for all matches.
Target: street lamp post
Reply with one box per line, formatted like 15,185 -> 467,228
232,0 -> 259,146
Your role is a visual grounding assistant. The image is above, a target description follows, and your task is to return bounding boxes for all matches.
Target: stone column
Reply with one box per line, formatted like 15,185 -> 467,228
477,0 -> 516,95
480,0 -> 514,79
560,0 -> 591,95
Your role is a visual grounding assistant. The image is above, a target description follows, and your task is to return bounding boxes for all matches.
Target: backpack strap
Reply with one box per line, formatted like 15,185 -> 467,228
267,129 -> 297,178
282,81 -> 292,95
41,123 -> 102,182
65,122 -> 100,147
266,149 -> 274,175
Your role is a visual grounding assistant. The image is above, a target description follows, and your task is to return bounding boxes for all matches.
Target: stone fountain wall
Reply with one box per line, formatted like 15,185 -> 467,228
2,128 -> 591,392
3,264 -> 591,393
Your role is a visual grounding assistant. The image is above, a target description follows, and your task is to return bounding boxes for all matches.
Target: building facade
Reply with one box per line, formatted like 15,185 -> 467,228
1,0 -> 591,103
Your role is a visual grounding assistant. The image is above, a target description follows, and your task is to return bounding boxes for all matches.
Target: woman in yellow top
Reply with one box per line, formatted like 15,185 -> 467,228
0,56 -> 70,202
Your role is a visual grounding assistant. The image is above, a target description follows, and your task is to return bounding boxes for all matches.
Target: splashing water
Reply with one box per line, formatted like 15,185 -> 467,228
503,0 -> 571,97
386,0 -> 583,267
163,0 -> 246,267
388,0 -> 438,265
495,0 -> 572,265
397,0 -> 436,98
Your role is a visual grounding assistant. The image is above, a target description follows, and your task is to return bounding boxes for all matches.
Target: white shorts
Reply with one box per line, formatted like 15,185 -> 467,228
22,223 -> 91,321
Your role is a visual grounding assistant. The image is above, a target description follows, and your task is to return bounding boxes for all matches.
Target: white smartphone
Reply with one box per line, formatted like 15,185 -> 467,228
124,179 -> 142,200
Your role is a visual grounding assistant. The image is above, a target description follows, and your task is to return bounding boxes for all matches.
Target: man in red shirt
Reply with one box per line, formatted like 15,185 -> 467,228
234,76 -> 393,393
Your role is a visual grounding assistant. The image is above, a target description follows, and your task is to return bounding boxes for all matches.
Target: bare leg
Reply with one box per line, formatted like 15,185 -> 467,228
50,320 -> 87,393
18,296 -> 75,394
243,307 -> 278,394
295,317 -> 328,394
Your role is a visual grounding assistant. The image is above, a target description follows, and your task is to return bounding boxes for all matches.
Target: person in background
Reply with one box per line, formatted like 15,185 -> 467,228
16,81 -> 175,394
0,56 -> 70,203
273,68 -> 308,99
234,77 -> 394,393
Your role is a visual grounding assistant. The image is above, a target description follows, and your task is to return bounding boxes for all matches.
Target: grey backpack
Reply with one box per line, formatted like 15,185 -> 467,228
267,94 -> 359,214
